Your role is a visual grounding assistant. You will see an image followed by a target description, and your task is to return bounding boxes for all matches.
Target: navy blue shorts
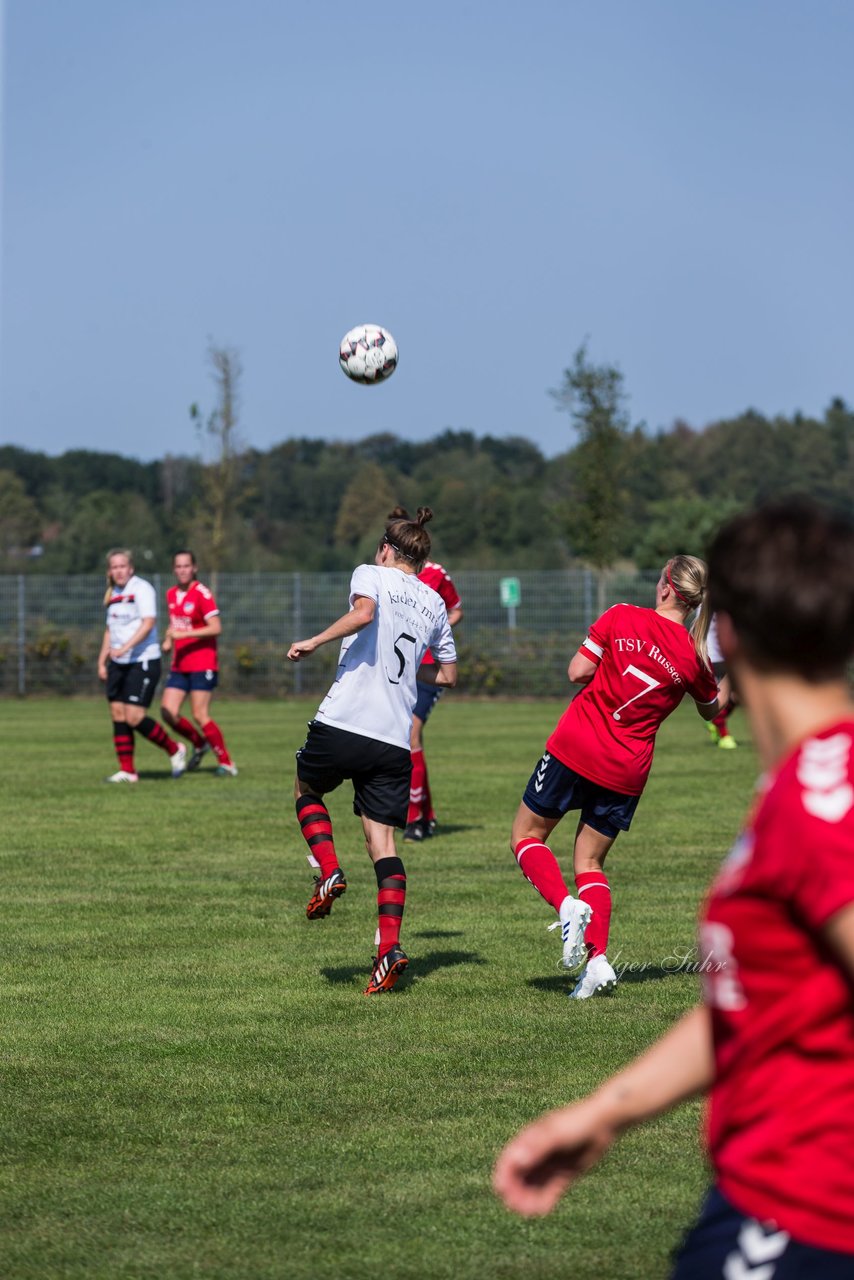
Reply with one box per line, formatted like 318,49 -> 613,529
413,679 -> 443,723
521,750 -> 640,839
670,1186 -> 854,1278
165,669 -> 218,693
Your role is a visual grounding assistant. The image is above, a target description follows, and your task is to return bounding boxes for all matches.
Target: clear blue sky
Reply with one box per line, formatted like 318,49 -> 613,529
1,0 -> 852,462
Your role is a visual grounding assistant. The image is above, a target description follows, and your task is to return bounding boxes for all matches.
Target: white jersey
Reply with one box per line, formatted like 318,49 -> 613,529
708,613 -> 724,666
106,574 -> 161,664
314,564 -> 457,750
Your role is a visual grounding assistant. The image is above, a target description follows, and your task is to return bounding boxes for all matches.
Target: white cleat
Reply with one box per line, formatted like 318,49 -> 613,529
569,954 -> 617,1000
548,895 -> 593,970
171,743 -> 188,778
105,770 -> 139,784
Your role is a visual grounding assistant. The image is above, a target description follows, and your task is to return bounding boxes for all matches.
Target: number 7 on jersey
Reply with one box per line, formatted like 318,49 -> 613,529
613,664 -> 661,721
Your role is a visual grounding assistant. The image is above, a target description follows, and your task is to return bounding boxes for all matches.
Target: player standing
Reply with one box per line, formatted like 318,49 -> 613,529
510,555 -> 727,998
160,550 -> 237,776
287,507 -> 457,995
97,548 -> 187,782
404,543 -> 464,841
494,498 -> 854,1278
704,613 -> 738,749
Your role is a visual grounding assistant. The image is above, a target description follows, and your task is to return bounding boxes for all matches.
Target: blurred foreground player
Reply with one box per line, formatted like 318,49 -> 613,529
288,507 -> 457,995
495,499 -> 854,1278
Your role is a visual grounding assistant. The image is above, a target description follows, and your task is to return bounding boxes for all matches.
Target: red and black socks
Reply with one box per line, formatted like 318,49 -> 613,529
296,795 -> 339,878
374,856 -> 406,958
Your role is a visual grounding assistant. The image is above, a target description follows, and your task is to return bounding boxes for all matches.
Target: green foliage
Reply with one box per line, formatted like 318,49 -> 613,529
3,388 -> 854,574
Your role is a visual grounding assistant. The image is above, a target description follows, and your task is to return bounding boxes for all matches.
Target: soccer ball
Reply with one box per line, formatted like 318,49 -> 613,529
339,324 -> 398,384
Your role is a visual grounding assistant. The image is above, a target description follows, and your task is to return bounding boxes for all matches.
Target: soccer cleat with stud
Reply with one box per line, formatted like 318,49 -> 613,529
718,734 -> 738,750
548,895 -> 593,971
215,763 -> 239,777
569,954 -> 617,1000
105,770 -> 139,784
364,945 -> 409,995
171,742 -> 188,778
186,742 -> 211,772
306,868 -> 347,920
425,819 -> 438,837
706,722 -> 721,744
403,822 -> 424,842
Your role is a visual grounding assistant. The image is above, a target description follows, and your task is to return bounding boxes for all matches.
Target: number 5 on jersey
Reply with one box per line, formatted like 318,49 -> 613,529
387,632 -> 417,685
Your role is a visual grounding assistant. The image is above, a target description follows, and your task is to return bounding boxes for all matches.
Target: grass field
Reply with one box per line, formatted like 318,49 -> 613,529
0,697 -> 757,1280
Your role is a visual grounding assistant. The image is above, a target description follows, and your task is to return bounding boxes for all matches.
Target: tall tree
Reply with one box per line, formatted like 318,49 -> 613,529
190,344 -> 246,571
551,343 -> 631,605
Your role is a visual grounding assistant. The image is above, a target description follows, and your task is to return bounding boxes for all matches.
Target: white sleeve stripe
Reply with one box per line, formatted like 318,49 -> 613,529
203,609 -> 220,620
582,638 -> 604,658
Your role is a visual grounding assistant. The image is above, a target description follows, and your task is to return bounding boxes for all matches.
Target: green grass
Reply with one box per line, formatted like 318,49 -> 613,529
0,697 -> 756,1280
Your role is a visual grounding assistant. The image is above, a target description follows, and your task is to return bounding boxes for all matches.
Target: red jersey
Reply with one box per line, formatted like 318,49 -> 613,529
418,561 -> 461,666
166,580 -> 220,672
701,722 -> 854,1253
547,603 -> 718,795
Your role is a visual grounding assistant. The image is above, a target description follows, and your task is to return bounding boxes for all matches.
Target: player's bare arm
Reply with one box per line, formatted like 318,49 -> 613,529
287,595 -> 376,662
695,674 -> 732,721
110,616 -> 155,661
164,615 -> 222,654
414,661 -> 458,689
493,1004 -> 714,1217
568,651 -> 597,684
97,628 -> 112,680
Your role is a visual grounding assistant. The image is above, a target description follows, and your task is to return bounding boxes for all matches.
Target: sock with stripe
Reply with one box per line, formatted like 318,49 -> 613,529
203,719 -> 232,766
374,856 -> 406,958
296,795 -> 339,877
514,838 -> 569,914
113,723 -> 135,773
136,716 -> 178,756
575,870 -> 612,958
407,749 -> 426,825
173,716 -> 205,750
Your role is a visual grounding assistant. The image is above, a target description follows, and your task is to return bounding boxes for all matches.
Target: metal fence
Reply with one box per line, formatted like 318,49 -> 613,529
0,570 -> 659,698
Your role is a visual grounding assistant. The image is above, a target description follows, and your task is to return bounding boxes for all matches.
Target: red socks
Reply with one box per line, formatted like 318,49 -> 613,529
375,856 -> 406,957
513,838 -> 569,914
203,719 -> 232,766
575,871 -> 612,958
113,724 -> 135,773
173,716 -> 205,750
296,795 -> 338,877
407,749 -> 427,825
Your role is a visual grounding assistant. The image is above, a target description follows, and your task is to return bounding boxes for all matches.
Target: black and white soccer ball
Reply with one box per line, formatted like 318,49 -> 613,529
338,324 -> 398,384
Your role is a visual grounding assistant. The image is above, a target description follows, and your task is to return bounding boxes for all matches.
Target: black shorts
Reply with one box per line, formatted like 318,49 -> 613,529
521,750 -> 640,838
670,1186 -> 854,1278
296,720 -> 412,828
106,658 -> 161,708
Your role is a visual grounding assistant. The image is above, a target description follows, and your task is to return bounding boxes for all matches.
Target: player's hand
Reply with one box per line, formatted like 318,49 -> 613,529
161,634 -> 172,653
492,1099 -> 618,1217
97,662 -> 107,682
109,647 -> 125,661
287,639 -> 317,662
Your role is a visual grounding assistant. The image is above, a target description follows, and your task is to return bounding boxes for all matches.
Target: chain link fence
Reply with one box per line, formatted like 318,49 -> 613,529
0,570 -> 659,698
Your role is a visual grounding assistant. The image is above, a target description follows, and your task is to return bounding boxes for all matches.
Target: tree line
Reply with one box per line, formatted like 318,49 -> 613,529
1,346 -> 852,576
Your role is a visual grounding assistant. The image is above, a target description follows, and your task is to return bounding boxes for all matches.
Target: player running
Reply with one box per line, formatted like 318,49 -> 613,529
510,555 -> 728,998
160,550 -> 237,777
288,507 -> 457,996
495,498 -> 854,1278
97,548 -> 187,782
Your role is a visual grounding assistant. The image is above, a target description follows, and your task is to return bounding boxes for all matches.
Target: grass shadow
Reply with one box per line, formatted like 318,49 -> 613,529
320,948 -> 486,990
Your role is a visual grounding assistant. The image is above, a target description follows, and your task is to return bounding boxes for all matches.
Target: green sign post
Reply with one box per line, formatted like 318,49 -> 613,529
500,576 -> 521,631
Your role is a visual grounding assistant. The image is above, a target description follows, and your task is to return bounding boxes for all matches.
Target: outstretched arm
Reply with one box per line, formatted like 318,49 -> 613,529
493,1004 -> 713,1217
287,595 -> 376,662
